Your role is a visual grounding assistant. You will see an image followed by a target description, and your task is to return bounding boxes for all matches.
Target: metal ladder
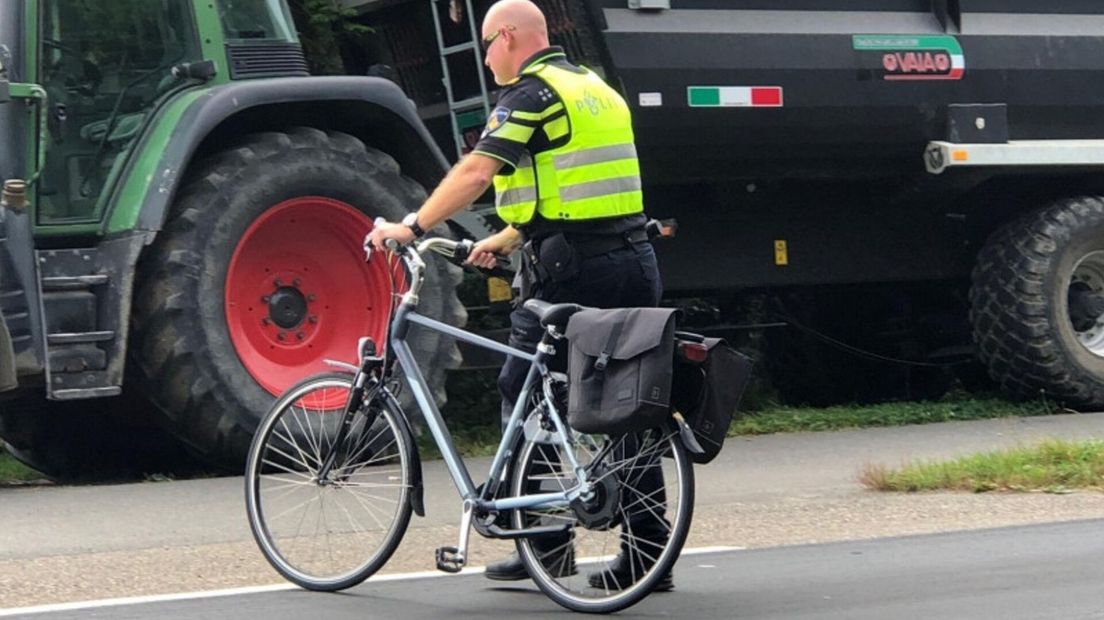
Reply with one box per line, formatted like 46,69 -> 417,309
429,0 -> 493,160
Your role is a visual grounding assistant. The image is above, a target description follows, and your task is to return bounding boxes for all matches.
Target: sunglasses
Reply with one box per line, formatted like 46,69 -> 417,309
481,25 -> 516,51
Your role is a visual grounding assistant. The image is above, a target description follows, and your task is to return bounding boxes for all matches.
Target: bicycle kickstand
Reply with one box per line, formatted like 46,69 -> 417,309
436,499 -> 475,573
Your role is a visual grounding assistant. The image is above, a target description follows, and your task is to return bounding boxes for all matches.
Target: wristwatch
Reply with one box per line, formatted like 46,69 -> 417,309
402,212 -> 426,238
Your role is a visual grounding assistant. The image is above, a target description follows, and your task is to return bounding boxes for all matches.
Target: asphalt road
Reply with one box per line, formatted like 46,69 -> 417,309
6,412 -> 1104,560
8,519 -> 1104,619
4,413 -> 1104,612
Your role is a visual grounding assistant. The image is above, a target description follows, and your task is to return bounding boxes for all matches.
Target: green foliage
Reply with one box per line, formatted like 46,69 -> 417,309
862,439 -> 1104,493
729,392 -> 1057,436
289,0 -> 373,75
0,447 -> 47,484
423,368 -> 503,458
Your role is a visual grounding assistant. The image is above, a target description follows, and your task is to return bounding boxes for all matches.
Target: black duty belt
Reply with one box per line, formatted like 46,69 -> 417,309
568,228 -> 649,258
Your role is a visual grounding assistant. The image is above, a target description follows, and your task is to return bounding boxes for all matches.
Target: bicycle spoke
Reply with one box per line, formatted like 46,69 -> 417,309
261,457 -> 315,481
276,416 -> 321,471
247,377 -> 415,591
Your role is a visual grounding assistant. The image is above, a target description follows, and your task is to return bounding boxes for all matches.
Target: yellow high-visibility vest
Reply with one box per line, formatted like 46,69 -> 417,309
494,62 -> 643,225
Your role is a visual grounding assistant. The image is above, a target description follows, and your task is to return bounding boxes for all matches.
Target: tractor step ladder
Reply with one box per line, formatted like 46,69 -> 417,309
430,0 -> 492,160
37,249 -> 122,400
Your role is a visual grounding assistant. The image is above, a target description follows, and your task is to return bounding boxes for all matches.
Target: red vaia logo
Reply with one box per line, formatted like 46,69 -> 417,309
882,51 -> 952,75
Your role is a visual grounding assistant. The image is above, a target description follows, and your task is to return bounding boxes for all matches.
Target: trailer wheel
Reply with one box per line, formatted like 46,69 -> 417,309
970,195 -> 1104,407
130,128 -> 464,471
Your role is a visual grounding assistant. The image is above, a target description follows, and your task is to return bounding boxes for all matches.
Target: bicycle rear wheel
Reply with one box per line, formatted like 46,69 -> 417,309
245,373 -> 413,591
512,424 -> 694,613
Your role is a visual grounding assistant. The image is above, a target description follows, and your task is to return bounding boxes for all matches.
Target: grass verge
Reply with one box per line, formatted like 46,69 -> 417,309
0,448 -> 48,485
729,393 -> 1058,436
428,368 -> 1061,459
860,439 -> 1104,493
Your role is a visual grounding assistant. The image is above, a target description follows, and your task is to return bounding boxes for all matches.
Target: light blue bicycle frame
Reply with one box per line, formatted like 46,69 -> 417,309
389,300 -> 591,515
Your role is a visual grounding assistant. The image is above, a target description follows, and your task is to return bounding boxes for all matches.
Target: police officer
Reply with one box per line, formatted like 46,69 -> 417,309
368,0 -> 670,591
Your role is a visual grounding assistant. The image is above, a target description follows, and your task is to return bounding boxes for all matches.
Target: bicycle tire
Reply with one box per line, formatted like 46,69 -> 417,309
512,423 -> 694,613
245,372 -> 414,591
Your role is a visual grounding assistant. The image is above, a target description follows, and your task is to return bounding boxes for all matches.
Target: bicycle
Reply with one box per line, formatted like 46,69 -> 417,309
244,234 -> 696,613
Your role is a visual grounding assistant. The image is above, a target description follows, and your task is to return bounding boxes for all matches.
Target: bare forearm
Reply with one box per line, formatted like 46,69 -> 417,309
415,155 -> 500,229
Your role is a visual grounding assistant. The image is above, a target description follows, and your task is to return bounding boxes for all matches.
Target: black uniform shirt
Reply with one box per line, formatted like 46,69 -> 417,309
472,47 -> 645,240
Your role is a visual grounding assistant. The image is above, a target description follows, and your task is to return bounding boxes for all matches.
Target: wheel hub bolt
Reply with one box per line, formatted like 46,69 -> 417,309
261,317 -> 271,326
293,278 -> 301,287
261,295 -> 271,303
307,294 -> 317,302
296,331 -> 305,341
308,315 -> 318,324
277,332 -> 286,341
274,278 -> 283,287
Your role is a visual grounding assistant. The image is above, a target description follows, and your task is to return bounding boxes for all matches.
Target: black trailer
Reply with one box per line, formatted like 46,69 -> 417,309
350,0 -> 1104,407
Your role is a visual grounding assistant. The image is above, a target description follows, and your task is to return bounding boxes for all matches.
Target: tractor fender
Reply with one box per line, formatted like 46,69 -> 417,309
110,76 -> 450,235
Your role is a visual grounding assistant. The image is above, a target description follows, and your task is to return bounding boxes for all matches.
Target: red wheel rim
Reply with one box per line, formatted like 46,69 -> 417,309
225,197 -> 397,406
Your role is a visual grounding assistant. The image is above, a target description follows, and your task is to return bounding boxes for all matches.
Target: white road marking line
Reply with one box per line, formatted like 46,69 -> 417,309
0,545 -> 743,616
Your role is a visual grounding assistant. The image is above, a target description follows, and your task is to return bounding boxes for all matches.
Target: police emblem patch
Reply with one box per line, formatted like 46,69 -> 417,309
481,106 -> 511,138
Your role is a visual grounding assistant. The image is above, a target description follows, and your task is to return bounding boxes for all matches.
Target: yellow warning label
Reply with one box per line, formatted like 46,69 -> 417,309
487,277 -> 513,303
774,240 -> 789,266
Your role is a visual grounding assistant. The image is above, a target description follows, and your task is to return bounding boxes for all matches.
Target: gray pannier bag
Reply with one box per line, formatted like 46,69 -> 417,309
564,307 -> 679,435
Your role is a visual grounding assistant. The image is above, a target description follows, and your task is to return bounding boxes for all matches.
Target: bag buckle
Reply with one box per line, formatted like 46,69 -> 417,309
594,352 -> 610,372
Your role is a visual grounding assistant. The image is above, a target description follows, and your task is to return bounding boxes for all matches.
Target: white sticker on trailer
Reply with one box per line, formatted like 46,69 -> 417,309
639,92 -> 663,107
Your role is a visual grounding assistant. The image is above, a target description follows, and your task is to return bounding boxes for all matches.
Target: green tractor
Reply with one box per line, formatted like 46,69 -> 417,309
0,0 -> 465,478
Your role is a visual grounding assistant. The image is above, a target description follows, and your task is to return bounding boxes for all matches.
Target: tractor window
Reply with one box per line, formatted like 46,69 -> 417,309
37,0 -> 201,224
217,0 -> 299,43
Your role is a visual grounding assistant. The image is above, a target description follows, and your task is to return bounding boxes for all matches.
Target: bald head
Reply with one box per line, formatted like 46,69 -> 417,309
483,0 -> 549,49
481,0 -> 551,84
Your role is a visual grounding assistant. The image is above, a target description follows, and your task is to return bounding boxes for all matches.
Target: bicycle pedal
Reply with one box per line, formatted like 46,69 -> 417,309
435,546 -> 464,573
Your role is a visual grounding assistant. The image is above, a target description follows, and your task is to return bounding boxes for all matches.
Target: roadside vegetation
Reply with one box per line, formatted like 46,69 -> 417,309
860,439 -> 1104,493
0,448 -> 47,484
0,370 -> 1069,482
730,391 -> 1058,435
425,366 -> 1064,459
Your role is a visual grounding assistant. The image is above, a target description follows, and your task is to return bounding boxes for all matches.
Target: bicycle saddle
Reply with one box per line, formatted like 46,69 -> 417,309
522,299 -> 585,330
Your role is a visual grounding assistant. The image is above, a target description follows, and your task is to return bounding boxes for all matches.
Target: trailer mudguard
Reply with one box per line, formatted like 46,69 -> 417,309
106,76 -> 450,235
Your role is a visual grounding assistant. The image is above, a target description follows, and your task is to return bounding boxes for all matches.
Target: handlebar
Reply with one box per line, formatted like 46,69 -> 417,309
365,218 -> 513,306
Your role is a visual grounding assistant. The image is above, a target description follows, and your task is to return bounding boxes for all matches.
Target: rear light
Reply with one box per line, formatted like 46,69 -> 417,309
677,341 -> 708,363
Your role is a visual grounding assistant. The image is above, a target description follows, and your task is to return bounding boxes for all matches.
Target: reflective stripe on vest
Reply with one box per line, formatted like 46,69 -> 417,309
493,62 -> 644,225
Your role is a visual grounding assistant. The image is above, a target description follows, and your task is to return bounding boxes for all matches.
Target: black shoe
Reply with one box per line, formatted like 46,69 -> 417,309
485,552 -> 528,581
587,553 -> 674,592
484,546 -> 578,581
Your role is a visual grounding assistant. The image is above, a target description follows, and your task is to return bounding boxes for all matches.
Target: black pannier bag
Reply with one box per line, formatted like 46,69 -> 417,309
564,307 -> 679,435
672,336 -> 753,464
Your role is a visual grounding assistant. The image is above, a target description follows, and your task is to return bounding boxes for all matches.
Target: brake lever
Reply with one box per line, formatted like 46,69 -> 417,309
365,217 -> 394,263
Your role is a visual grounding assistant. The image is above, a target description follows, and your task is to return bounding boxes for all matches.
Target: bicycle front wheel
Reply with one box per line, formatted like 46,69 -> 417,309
245,373 -> 413,591
512,424 -> 694,614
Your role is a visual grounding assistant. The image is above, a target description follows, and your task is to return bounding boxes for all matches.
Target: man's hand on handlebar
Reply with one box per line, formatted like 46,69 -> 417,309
466,227 -> 521,269
368,219 -> 415,252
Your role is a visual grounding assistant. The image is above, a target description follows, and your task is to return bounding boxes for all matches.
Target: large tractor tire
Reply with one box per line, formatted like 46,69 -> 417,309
130,128 -> 464,471
970,195 -> 1104,408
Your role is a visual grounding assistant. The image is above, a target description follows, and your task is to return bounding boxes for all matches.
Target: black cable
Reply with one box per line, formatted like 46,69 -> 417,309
775,311 -> 976,369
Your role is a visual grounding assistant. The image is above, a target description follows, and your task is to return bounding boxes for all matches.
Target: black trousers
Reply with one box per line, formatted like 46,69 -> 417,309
499,241 -> 669,545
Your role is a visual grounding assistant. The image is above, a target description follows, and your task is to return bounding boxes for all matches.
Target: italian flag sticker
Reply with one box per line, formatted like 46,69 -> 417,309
688,86 -> 784,108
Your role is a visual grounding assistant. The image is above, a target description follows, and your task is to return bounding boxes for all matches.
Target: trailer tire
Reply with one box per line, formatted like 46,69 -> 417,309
970,195 -> 1104,408
130,128 -> 464,471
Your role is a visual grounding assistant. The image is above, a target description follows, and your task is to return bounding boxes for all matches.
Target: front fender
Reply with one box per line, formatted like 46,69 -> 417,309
106,76 -> 450,235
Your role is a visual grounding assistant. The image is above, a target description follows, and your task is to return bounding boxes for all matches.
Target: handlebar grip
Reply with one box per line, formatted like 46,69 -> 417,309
384,238 -> 400,251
